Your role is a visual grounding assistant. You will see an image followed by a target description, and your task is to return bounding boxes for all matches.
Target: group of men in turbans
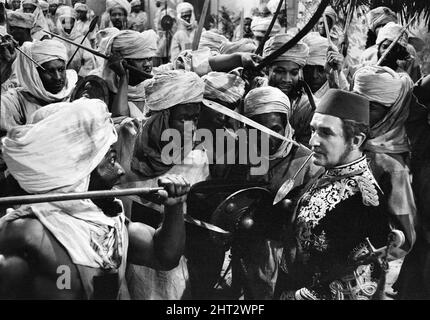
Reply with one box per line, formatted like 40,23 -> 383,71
0,0 -> 429,301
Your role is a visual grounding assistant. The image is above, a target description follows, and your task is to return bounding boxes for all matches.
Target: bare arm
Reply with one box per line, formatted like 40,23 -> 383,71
208,52 -> 262,73
127,175 -> 190,270
108,54 -> 130,117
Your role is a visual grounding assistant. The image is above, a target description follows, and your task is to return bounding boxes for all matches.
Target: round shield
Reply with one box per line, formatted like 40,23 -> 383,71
161,14 -> 174,31
70,75 -> 110,105
210,187 -> 273,247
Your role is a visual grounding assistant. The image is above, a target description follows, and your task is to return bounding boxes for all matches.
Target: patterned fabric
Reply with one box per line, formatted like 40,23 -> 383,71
278,156 -> 388,300
297,157 -> 380,228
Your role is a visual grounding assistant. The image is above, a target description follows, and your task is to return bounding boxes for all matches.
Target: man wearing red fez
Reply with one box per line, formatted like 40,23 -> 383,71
275,89 -> 392,300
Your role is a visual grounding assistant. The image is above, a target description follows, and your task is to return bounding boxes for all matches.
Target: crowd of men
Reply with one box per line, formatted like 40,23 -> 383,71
0,0 -> 429,300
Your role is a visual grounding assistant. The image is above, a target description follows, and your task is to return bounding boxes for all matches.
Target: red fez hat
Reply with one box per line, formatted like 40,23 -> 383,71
316,89 -> 369,125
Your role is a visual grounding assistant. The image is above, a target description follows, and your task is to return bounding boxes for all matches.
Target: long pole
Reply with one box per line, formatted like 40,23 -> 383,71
255,0 -> 285,55
192,0 -> 210,50
0,187 -> 166,206
67,16 -> 99,69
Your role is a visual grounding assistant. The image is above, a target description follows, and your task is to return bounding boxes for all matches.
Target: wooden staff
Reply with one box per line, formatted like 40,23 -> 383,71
323,13 -> 339,86
255,0 -> 285,56
67,16 -> 99,69
192,0 -> 210,50
43,29 -> 153,79
376,16 -> 416,66
0,187 -> 166,206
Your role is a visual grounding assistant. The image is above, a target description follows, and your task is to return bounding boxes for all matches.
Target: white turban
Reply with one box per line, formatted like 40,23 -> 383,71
106,0 -> 131,15
251,16 -> 281,38
267,0 -> 285,14
55,5 -> 77,20
263,33 -> 309,67
353,66 -> 404,106
176,2 -> 193,15
202,72 -> 245,104
323,6 -> 337,24
15,40 -> 77,103
302,32 -> 328,66
130,0 -> 140,7
39,0 -> 49,11
244,86 -> 291,118
198,30 -> 229,52
376,22 -> 408,49
144,70 -> 205,111
2,98 -> 117,194
110,29 -> 158,59
7,11 -> 35,29
367,6 -> 397,33
220,38 -> 257,54
47,0 -> 59,4
74,2 -> 89,11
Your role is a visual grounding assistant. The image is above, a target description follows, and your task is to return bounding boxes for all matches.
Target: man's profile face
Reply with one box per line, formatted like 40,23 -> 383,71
199,100 -> 236,133
95,148 -> 125,189
317,15 -> 333,38
181,10 -> 192,23
125,57 -> 153,86
377,39 -> 406,69
369,100 -> 388,128
37,59 -> 67,94
309,113 -> 352,168
22,3 -> 36,13
251,112 -> 286,156
268,61 -> 301,98
303,65 -> 326,93
110,8 -> 127,30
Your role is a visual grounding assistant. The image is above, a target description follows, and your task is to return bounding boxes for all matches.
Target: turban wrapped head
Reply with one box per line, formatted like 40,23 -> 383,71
7,11 -> 35,29
302,32 -> 328,66
376,22 -> 408,49
15,40 -> 77,103
263,33 -> 309,67
198,30 -> 229,52
220,38 -> 257,54
110,29 -> 158,59
244,86 -> 291,118
323,6 -> 337,24
202,72 -> 245,105
367,6 -> 397,33
353,66 -> 405,106
39,0 -> 49,11
130,0 -> 141,7
2,98 -> 117,194
144,70 -> 205,112
251,16 -> 281,38
176,2 -> 195,28
106,0 -> 131,16
267,0 -> 285,15
74,2 -> 89,12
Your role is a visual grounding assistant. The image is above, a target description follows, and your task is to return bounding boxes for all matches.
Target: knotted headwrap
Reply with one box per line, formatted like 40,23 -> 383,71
111,29 -> 158,59
244,86 -> 293,160
176,2 -> 195,29
323,6 -> 337,24
244,86 -> 291,118
251,16 -> 281,38
267,0 -> 284,15
106,0 -> 131,16
74,2 -> 89,12
16,40 -> 78,103
38,0 -> 48,11
367,6 -> 397,33
353,66 -> 414,154
31,38 -> 67,65
219,38 -> 257,54
130,0 -> 141,7
263,33 -> 309,67
1,99 -> 125,271
202,72 -> 245,104
198,30 -> 228,52
96,29 -> 157,101
302,31 -> 328,66
2,98 -> 117,193
376,22 -> 408,49
353,66 -> 404,106
144,70 -> 205,111
7,11 -> 35,29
